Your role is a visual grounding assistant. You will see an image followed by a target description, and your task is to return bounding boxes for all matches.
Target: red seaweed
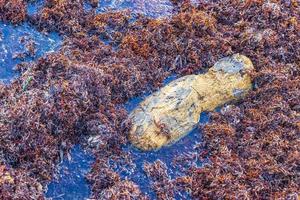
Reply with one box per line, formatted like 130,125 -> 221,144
0,0 -> 27,24
0,0 -> 299,199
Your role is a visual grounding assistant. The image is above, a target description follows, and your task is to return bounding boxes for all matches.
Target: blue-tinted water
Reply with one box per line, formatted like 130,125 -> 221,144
96,0 -> 134,13
27,0 -> 45,15
84,0 -> 174,18
45,145 -> 94,200
0,22 -> 61,83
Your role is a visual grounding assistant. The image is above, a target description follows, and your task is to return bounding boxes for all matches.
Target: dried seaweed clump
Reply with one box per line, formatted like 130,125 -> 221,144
0,0 -> 27,23
144,160 -> 175,199
87,158 -> 146,200
30,0 -> 87,35
189,63 -> 300,199
0,165 -> 43,199
87,0 -> 98,8
98,180 -> 146,200
0,49 -> 130,182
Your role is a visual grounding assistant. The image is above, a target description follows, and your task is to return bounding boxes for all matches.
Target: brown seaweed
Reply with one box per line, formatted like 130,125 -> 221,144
0,0 -> 27,24
0,0 -> 299,199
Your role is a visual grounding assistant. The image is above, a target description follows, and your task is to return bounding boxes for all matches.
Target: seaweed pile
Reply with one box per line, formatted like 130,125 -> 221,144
0,0 -> 299,199
0,0 -> 27,24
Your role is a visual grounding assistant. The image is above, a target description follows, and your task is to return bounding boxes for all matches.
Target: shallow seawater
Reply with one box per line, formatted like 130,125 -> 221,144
45,145 -> 94,200
27,0 -> 45,15
0,22 -> 61,83
84,0 -> 175,18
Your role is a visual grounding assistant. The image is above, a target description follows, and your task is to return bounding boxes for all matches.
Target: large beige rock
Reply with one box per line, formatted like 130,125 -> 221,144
128,54 -> 254,151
